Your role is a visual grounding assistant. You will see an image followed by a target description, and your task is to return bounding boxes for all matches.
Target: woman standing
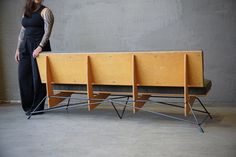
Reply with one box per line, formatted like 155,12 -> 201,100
15,0 -> 54,115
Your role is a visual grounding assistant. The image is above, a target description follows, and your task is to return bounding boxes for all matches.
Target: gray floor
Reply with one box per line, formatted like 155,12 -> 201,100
0,101 -> 235,157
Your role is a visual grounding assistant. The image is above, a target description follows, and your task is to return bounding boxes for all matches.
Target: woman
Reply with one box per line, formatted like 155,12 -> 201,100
15,0 -> 54,115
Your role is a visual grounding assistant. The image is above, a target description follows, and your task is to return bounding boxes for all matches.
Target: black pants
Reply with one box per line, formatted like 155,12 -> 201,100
18,37 -> 48,112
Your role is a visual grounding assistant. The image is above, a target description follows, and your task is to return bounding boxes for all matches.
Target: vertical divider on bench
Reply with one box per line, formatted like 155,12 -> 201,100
184,53 -> 191,116
86,55 -> 93,109
184,53 -> 197,116
132,54 -> 150,114
184,54 -> 189,116
132,55 -> 138,114
45,56 -> 53,106
45,56 -> 73,108
86,55 -> 110,111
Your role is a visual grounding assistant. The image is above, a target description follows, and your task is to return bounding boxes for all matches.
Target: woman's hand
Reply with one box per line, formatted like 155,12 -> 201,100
15,49 -> 20,63
32,46 -> 42,58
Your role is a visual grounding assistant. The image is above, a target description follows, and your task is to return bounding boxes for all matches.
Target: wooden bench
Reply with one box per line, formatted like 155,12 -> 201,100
31,50 -> 212,132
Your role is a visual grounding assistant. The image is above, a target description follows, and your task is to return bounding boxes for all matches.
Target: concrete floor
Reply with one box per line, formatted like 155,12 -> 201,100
0,102 -> 235,157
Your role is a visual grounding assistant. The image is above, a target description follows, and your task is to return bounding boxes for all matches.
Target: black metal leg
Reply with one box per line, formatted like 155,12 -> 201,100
196,97 -> 212,119
187,102 -> 204,133
120,96 -> 129,118
28,101 -> 89,119
27,96 -> 47,119
149,100 -> 210,115
114,101 -> 194,123
113,99 -> 207,133
26,93 -> 212,133
110,99 -> 128,119
148,97 -> 212,132
66,97 -> 71,112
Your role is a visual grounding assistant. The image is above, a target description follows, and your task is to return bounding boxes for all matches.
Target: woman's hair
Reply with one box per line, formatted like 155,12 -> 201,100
24,0 -> 37,17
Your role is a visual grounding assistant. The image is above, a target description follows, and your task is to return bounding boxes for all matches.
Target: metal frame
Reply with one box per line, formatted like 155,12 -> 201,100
27,93 -> 212,133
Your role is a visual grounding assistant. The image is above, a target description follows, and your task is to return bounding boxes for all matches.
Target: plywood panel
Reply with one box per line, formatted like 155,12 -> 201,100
37,55 -> 46,83
37,53 -> 87,84
134,51 -> 203,87
89,53 -> 133,85
37,51 -> 204,87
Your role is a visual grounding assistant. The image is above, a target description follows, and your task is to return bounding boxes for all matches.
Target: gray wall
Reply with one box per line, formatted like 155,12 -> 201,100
0,0 -> 236,104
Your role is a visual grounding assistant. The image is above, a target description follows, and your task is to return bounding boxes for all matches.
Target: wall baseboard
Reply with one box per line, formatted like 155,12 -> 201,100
0,100 -> 21,103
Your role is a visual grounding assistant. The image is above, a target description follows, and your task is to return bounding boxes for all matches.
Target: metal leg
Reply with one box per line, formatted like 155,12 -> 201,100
26,93 -> 211,133
112,101 -> 195,123
28,101 -> 89,119
110,99 -> 207,133
120,96 -> 129,118
149,99 -> 211,115
187,102 -> 204,133
66,97 -> 71,112
151,97 -> 209,133
148,97 -> 212,128
195,97 -> 212,119
27,96 -> 47,119
110,97 -> 129,119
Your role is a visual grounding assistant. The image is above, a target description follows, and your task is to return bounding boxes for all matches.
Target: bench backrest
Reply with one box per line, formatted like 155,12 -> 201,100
37,51 -> 204,87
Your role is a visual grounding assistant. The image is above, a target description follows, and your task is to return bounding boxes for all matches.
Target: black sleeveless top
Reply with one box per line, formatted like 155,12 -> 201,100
21,5 -> 51,51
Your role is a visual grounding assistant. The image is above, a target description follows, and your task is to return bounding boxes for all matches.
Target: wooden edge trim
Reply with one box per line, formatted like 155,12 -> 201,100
45,56 -> 54,107
86,55 -> 94,111
184,53 -> 190,116
132,54 -> 138,114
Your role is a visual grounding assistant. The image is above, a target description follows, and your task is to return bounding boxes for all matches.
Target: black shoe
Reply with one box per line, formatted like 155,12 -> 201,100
25,110 -> 44,116
25,111 -> 30,116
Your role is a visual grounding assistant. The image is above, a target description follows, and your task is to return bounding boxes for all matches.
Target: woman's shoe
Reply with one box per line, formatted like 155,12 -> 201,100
25,110 -> 44,116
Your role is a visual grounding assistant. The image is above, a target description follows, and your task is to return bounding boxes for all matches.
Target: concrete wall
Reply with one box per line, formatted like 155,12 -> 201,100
0,0 -> 236,104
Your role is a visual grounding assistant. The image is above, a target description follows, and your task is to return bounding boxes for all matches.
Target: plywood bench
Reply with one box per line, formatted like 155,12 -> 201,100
31,50 -> 212,132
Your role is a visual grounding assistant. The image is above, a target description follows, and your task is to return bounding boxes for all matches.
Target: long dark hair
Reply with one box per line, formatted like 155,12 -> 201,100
24,0 -> 38,17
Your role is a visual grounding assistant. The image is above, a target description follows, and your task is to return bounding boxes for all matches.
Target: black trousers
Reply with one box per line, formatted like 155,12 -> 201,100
18,36 -> 50,112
